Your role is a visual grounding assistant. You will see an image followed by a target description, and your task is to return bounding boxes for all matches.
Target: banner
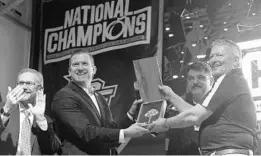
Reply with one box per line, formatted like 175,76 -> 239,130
40,0 -> 160,121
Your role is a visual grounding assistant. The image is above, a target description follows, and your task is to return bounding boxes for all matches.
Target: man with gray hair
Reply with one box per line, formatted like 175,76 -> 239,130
0,68 -> 61,155
148,39 -> 257,156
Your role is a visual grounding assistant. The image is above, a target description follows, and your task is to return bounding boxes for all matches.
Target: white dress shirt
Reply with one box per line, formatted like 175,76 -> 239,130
16,103 -> 48,153
83,89 -> 127,143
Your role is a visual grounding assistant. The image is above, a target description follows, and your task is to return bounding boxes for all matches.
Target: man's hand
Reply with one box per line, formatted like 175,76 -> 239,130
158,85 -> 177,101
28,90 -> 46,121
147,118 -> 169,133
123,123 -> 150,138
128,99 -> 143,118
4,86 -> 25,113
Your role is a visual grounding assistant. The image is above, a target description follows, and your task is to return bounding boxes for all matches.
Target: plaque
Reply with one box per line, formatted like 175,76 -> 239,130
133,57 -> 163,102
136,100 -> 167,124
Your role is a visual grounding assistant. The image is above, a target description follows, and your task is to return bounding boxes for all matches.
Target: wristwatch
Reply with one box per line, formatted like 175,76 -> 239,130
163,118 -> 170,130
0,107 -> 10,117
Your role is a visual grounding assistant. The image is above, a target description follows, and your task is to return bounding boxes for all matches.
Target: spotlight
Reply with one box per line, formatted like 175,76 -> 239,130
169,33 -> 174,37
197,55 -> 206,59
173,75 -> 178,79
165,27 -> 170,31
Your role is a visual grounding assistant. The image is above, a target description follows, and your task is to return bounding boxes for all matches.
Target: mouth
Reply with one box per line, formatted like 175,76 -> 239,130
211,62 -> 222,69
76,72 -> 87,76
192,86 -> 202,89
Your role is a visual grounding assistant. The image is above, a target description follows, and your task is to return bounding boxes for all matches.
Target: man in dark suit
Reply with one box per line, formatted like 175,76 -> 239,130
52,49 -> 149,155
0,68 -> 61,155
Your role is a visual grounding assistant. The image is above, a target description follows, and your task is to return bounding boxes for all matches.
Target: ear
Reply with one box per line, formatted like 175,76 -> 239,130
93,66 -> 97,75
210,76 -> 214,86
233,57 -> 240,68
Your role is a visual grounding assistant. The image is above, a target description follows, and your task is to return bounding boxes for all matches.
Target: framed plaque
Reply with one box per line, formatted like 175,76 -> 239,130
136,100 -> 167,124
133,57 -> 163,102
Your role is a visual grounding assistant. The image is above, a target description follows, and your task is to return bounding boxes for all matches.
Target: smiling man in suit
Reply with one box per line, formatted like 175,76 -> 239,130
52,49 -> 149,155
0,68 -> 61,155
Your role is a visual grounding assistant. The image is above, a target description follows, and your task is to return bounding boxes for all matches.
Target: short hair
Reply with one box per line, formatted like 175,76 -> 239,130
186,61 -> 212,76
211,38 -> 242,59
69,49 -> 95,67
17,68 -> 44,87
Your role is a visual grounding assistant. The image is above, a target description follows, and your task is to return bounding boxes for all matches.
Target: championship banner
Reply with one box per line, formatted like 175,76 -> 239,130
40,0 -> 160,121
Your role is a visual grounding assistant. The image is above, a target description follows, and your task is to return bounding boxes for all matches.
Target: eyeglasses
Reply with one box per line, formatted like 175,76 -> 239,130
17,81 -> 43,89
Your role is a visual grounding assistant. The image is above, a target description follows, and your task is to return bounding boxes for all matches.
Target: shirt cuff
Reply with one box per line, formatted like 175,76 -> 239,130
36,117 -> 48,131
127,112 -> 134,121
119,129 -> 126,143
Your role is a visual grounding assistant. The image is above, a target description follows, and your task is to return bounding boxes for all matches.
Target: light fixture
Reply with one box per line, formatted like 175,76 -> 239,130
192,43 -> 197,47
165,27 -> 170,31
197,55 -> 206,59
224,28 -> 228,31
173,75 -> 178,79
200,25 -> 203,28
224,22 -> 227,24
180,60 -> 184,63
252,13 -> 256,16
186,16 -> 191,19
237,39 -> 261,50
181,51 -> 184,54
168,33 -> 174,37
204,36 -> 208,39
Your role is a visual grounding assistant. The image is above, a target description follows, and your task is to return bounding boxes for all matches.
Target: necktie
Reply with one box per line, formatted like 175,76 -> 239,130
19,110 -> 32,155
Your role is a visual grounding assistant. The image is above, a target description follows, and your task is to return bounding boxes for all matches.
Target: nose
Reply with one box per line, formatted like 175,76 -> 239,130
193,78 -> 201,84
77,63 -> 84,70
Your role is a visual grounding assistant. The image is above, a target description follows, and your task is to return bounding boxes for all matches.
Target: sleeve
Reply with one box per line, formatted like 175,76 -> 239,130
95,93 -> 134,129
33,115 -> 62,154
52,95 -> 121,145
0,115 -> 7,133
203,74 -> 249,112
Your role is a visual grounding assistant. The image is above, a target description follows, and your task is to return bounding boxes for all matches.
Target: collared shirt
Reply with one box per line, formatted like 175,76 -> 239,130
83,88 -> 127,143
16,103 -> 48,154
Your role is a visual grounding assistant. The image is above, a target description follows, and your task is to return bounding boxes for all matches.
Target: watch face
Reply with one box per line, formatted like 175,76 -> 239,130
1,107 -> 9,116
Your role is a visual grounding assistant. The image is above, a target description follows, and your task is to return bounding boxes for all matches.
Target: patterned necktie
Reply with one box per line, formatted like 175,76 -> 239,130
18,110 -> 32,155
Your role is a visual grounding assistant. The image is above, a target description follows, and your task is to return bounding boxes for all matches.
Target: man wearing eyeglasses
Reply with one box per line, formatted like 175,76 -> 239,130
0,68 -> 61,155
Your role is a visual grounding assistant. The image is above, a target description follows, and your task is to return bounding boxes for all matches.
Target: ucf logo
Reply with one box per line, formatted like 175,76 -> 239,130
63,75 -> 118,106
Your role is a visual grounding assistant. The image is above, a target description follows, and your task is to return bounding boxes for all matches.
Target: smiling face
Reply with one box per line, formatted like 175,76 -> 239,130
17,72 -> 42,104
208,45 -> 237,78
69,53 -> 96,86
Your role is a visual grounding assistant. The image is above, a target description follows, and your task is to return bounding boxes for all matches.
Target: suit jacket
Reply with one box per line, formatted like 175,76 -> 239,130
52,81 -> 133,155
0,105 -> 61,155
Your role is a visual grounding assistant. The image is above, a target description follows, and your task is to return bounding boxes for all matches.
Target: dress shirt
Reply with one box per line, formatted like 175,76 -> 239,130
83,88 -> 128,143
16,103 -> 48,154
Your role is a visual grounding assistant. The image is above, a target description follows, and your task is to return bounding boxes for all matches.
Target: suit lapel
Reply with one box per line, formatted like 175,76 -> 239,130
95,93 -> 107,125
68,82 -> 102,125
30,119 -> 37,152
